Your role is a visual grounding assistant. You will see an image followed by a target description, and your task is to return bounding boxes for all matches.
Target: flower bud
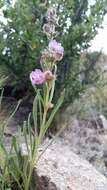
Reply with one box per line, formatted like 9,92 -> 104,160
47,8 -> 56,22
44,70 -> 54,81
43,24 -> 55,35
41,49 -> 49,60
48,102 -> 54,109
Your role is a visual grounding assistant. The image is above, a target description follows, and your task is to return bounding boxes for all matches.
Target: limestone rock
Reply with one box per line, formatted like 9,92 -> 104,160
33,139 -> 107,190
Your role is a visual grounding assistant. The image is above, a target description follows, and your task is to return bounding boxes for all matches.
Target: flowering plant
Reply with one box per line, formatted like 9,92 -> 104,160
0,7 -> 64,190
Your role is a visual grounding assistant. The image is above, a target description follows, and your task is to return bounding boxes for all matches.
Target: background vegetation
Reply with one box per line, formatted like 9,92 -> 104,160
0,0 -> 107,105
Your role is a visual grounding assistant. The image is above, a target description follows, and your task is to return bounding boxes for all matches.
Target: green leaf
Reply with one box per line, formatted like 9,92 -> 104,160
11,136 -> 19,156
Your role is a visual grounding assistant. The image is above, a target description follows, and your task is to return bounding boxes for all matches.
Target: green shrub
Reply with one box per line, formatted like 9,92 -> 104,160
0,0 -> 107,104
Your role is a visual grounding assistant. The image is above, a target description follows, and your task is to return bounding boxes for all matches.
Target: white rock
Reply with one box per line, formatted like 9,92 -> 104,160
32,138 -> 107,190
99,114 -> 107,130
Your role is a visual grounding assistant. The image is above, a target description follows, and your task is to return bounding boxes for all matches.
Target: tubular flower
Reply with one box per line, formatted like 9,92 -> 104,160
30,69 -> 45,85
48,40 -> 64,61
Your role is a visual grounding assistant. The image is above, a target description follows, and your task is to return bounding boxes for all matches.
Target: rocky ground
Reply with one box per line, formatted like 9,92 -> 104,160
3,100 -> 107,189
59,117 -> 107,177
33,138 -> 107,190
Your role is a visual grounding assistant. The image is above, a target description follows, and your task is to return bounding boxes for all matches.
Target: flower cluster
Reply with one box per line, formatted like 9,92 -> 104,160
43,7 -> 57,37
30,7 -> 64,86
30,69 -> 54,85
30,69 -> 45,85
49,40 -> 64,61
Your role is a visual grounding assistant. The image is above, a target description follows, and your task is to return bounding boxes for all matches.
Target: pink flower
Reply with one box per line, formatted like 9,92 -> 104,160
30,69 -> 45,85
48,40 -> 64,61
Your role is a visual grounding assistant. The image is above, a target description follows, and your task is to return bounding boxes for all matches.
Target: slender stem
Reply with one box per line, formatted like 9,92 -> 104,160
24,88 -> 48,190
49,65 -> 57,104
24,139 -> 38,190
39,86 -> 50,141
24,83 -> 51,190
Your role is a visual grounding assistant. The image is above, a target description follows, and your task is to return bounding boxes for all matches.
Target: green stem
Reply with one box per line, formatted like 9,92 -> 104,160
49,65 -> 57,104
24,139 -> 38,190
38,83 -> 50,141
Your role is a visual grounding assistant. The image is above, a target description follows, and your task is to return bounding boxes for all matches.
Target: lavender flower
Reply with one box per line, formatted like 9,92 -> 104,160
48,40 -> 64,61
30,69 -> 45,85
